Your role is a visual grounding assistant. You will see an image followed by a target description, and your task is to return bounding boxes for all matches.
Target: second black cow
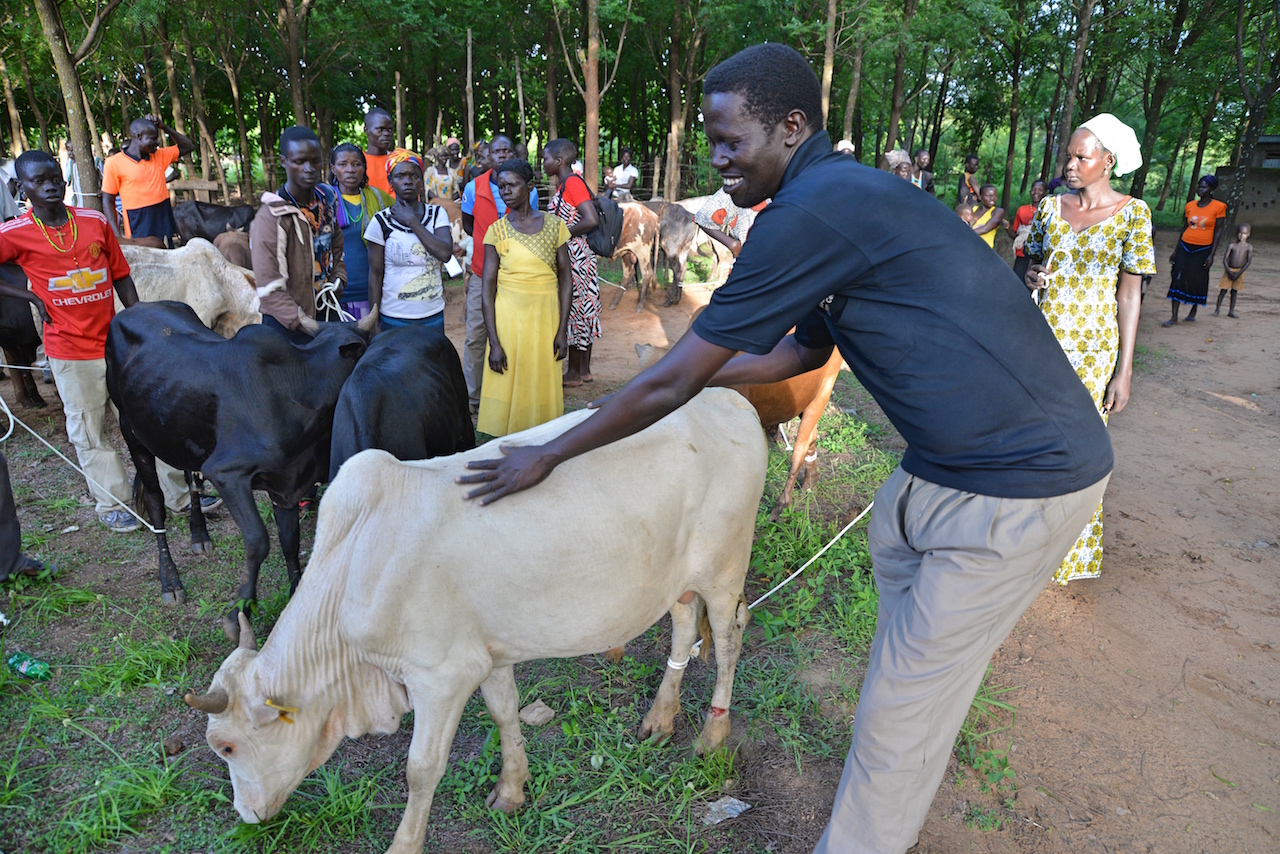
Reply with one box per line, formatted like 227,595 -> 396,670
173,201 -> 256,245
329,326 -> 474,480
106,301 -> 377,642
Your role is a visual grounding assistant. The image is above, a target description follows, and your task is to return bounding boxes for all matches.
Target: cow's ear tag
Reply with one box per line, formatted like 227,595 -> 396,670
265,698 -> 299,725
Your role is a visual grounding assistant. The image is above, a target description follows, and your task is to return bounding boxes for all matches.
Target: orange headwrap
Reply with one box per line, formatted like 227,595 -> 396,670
385,148 -> 424,176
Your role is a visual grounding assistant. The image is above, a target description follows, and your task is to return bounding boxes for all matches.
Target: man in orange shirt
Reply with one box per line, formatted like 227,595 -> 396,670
363,108 -> 395,196
1164,174 -> 1226,326
101,115 -> 193,247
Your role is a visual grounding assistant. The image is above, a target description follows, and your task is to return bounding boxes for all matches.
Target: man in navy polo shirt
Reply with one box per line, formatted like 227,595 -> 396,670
459,44 -> 1112,853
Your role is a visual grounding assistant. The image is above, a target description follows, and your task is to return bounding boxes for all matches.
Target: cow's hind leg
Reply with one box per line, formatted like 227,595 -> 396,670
387,672 -> 486,854
119,415 -> 182,604
695,593 -> 750,755
186,472 -> 213,554
639,597 -> 701,742
271,501 -> 303,594
662,253 -> 685,307
207,474 -> 270,643
479,665 -> 531,814
4,348 -> 44,407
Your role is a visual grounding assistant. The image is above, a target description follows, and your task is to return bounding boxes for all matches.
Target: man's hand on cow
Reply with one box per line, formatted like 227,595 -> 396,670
457,444 -> 556,505
488,342 -> 508,374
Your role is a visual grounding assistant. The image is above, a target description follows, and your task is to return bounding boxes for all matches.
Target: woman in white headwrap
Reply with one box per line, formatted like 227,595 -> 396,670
1023,114 -> 1156,585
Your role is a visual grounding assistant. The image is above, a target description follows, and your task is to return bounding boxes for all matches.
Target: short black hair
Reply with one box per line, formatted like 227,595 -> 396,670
965,153 -> 980,163
129,117 -> 157,135
620,147 -> 632,155
914,148 -> 929,158
365,107 -> 391,125
15,149 -> 59,180
1031,178 -> 1048,188
545,138 -> 577,162
979,183 -> 996,194
703,43 -> 824,132
279,126 -> 320,156
494,158 -> 535,183
489,133 -> 514,148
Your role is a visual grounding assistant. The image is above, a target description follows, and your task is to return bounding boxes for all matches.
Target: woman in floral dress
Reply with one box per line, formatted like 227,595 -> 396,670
1025,114 -> 1156,585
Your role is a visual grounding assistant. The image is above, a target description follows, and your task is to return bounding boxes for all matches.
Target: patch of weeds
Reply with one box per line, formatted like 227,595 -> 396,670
817,409 -> 869,453
226,764 -> 389,852
822,569 -> 879,652
964,804 -> 1008,831
74,633 -> 195,697
955,667 -> 1019,794
5,583 -> 106,624
1133,341 -> 1171,374
41,496 -> 79,514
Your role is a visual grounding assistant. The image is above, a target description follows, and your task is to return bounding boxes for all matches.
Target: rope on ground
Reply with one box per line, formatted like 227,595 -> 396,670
315,281 -> 355,322
748,501 -> 874,611
0,392 -> 166,535
0,363 -> 45,373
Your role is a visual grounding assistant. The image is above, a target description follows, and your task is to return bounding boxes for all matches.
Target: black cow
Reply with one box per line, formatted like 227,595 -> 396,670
105,301 -> 377,642
0,295 -> 45,408
173,201 -> 256,245
329,326 -> 474,480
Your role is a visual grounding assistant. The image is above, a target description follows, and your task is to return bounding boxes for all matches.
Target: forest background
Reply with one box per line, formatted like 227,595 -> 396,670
2,0 -> 1278,230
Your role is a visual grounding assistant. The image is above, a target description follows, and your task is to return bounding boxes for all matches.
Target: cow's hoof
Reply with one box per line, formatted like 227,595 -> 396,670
485,788 -> 524,814
638,714 -> 675,744
694,713 -> 731,756
663,289 -> 682,307
222,614 -> 242,644
161,588 -> 187,606
191,539 -> 213,555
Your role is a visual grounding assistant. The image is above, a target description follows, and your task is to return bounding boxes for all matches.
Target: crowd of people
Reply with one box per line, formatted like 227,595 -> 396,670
0,39 -> 1263,853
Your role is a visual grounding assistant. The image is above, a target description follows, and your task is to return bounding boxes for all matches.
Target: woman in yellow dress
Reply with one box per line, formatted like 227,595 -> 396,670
1025,114 -> 1155,584
477,158 -> 573,436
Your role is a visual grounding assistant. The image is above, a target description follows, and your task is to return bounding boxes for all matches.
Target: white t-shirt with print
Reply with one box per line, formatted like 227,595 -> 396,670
363,204 -> 451,319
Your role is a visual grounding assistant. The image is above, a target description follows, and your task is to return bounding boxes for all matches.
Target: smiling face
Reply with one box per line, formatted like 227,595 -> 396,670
331,151 -> 366,194
702,91 -> 801,208
364,113 -> 394,155
893,162 -> 911,180
447,142 -> 460,159
282,140 -> 323,194
914,150 -> 930,170
1063,129 -> 1112,189
389,161 -> 423,202
1030,180 -> 1047,205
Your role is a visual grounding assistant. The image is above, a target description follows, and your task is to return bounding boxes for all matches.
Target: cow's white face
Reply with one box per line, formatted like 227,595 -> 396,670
199,650 -> 336,823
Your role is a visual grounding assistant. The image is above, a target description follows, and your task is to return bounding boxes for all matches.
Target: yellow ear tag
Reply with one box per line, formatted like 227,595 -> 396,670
265,698 -> 300,724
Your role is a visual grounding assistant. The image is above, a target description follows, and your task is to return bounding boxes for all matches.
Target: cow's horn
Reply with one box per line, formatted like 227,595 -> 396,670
356,305 -> 379,334
184,688 -> 230,714
238,612 -> 257,651
296,307 -> 320,338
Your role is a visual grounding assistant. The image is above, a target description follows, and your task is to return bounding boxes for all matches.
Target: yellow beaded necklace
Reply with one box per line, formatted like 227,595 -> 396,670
32,207 -> 84,268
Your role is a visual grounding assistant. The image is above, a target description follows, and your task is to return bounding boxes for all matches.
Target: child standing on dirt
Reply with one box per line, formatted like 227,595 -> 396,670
1213,224 -> 1253,318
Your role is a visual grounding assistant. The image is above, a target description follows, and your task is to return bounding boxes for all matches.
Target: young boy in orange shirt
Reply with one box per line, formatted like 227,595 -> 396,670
101,115 -> 194,246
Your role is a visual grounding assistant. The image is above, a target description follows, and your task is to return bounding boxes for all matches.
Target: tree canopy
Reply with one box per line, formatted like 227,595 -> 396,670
2,0 -> 1277,216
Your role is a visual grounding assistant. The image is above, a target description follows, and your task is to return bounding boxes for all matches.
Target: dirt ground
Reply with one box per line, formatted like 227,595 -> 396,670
446,232 -> 1280,852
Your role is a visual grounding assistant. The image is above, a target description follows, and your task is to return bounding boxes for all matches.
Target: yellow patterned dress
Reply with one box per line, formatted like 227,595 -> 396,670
1026,195 -> 1156,584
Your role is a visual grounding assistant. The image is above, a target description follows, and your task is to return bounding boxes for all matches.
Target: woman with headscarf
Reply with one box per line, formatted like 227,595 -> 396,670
1164,174 -> 1226,325
330,143 -> 392,319
477,158 -> 573,436
425,147 -> 457,201
363,149 -> 454,332
1024,113 -> 1156,585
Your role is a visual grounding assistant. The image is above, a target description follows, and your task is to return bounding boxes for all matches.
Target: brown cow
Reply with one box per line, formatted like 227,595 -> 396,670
637,305 -> 844,518
606,202 -> 660,312
213,231 -> 252,270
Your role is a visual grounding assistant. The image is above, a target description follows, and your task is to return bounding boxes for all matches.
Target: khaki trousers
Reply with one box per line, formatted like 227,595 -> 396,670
814,466 -> 1110,854
462,272 -> 487,412
49,357 -> 189,515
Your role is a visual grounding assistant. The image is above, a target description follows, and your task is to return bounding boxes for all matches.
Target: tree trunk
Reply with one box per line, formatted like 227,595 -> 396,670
140,38 -> 162,117
1155,127 -> 1188,210
820,0 -> 837,126
258,94 -> 278,192
280,0 -> 309,126
1019,109 -> 1036,192
155,14 -> 192,177
884,0 -> 920,152
80,86 -> 103,159
426,55 -> 439,147
841,41 -> 864,143
1127,75 -> 1173,198
216,42 -> 254,199
0,55 -> 25,157
545,22 -> 558,141
32,0 -> 100,209
1001,26 -> 1023,211
17,54 -> 49,152
928,67 -> 950,164
1186,87 -> 1221,201
1054,0 -> 1097,176
465,28 -> 475,148
180,19 -> 228,196
664,2 -> 686,200
1041,61 -> 1064,181
584,0 -> 602,191
395,69 -> 405,148
1224,103 -> 1274,237
515,54 -> 527,146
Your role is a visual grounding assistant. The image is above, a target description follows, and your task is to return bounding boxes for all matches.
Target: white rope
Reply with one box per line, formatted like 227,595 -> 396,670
666,657 -> 688,671
0,362 -> 46,373
777,421 -> 793,451
0,393 -> 166,534
748,501 -> 874,611
314,281 -> 355,322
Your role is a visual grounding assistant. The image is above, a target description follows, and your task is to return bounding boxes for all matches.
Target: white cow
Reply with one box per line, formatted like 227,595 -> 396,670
119,238 -> 260,338
184,388 -> 766,854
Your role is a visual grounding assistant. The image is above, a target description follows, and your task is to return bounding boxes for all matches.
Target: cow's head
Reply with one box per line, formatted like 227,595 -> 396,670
296,306 -> 379,364
184,614 -> 345,823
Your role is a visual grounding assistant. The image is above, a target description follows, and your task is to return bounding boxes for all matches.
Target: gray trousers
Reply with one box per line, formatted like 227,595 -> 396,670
814,466 -> 1109,854
462,272 -> 487,412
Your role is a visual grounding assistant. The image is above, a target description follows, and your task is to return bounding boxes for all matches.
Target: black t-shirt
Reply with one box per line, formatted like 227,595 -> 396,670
692,131 -> 1112,499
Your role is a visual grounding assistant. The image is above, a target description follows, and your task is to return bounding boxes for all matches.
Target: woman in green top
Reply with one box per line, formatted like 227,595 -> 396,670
330,142 -> 392,319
